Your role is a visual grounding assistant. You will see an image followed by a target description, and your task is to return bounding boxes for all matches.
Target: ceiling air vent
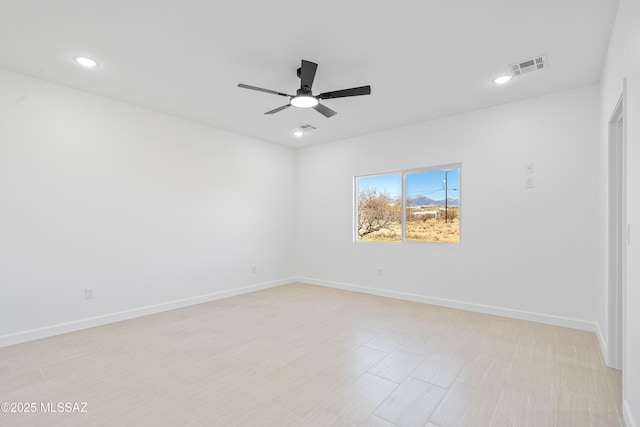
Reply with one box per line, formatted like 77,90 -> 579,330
509,54 -> 548,76
293,123 -> 317,137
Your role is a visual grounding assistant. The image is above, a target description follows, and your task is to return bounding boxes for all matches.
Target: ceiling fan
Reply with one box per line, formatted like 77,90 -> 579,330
238,60 -> 371,118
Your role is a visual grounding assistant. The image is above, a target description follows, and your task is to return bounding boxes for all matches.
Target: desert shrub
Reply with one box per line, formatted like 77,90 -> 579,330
357,189 -> 401,238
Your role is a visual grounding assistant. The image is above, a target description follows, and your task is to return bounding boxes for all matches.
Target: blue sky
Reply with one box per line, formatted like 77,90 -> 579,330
357,168 -> 460,201
357,173 -> 402,199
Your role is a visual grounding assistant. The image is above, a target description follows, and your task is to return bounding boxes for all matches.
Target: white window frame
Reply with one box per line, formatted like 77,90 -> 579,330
354,163 -> 461,243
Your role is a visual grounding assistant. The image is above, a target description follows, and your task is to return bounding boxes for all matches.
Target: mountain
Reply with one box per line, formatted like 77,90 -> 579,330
436,197 -> 460,206
407,196 -> 459,206
407,196 -> 437,206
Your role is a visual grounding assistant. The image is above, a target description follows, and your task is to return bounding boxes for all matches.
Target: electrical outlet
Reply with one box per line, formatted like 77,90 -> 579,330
84,288 -> 94,300
378,268 -> 383,277
251,266 -> 257,274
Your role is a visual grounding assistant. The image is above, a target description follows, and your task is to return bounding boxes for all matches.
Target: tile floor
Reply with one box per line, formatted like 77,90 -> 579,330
0,283 -> 624,426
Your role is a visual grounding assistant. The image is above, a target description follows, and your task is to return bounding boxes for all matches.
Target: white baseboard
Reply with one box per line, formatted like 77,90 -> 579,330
625,401 -> 638,427
0,278 -> 294,348
297,277 -> 598,332
2,276 -> 603,350
595,321 -> 609,365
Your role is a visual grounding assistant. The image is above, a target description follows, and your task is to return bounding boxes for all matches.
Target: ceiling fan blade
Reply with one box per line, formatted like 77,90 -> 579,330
313,103 -> 337,118
238,83 -> 292,97
265,104 -> 291,114
318,85 -> 371,99
299,60 -> 318,91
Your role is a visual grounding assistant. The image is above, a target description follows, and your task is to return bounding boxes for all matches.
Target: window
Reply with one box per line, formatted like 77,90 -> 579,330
356,173 -> 402,242
355,165 -> 460,243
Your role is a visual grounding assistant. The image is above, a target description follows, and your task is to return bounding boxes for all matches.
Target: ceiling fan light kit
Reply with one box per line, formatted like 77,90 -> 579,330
291,95 -> 318,108
238,59 -> 371,118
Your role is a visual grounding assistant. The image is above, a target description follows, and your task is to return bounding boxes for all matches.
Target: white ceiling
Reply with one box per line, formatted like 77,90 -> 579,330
0,0 -> 619,148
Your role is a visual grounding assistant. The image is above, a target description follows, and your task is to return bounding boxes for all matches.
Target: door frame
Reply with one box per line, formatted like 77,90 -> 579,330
607,81 -> 627,370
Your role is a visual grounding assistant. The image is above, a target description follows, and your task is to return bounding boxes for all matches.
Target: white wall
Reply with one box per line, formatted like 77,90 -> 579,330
296,85 -> 604,330
0,69 -> 296,345
0,29 -> 631,419
600,0 -> 640,425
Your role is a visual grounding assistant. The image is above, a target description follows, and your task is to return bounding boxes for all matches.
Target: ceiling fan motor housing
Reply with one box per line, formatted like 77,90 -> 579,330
238,59 -> 371,117
297,67 -> 313,93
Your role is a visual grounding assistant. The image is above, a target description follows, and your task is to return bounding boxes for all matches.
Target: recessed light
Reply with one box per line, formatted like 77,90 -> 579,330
293,124 -> 316,137
73,56 -> 99,68
492,74 -> 512,84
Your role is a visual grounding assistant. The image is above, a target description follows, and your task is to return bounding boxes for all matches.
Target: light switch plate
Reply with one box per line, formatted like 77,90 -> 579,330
526,163 -> 535,174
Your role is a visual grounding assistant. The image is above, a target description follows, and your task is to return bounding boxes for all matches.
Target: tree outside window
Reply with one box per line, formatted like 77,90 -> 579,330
355,166 -> 460,243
